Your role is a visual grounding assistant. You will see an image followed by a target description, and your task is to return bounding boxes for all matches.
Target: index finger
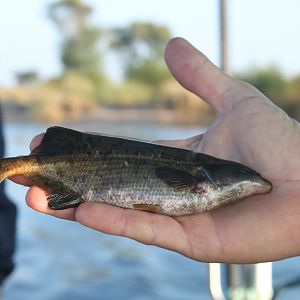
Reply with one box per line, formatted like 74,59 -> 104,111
155,134 -> 203,151
26,186 -> 76,221
9,175 -> 33,186
30,133 -> 44,151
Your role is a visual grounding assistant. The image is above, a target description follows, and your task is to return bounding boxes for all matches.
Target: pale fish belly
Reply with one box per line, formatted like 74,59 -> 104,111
81,185 -> 209,216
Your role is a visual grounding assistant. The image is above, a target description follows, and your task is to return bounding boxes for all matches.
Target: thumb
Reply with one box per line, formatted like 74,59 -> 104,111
165,38 -> 248,115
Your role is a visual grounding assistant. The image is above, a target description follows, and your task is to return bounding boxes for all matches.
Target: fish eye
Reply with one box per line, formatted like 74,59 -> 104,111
239,168 -> 249,175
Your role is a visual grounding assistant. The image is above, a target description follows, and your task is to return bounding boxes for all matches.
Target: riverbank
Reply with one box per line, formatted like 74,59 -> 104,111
1,102 -> 214,126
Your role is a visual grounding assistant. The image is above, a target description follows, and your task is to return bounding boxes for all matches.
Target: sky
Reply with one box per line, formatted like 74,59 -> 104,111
1,0 -> 300,85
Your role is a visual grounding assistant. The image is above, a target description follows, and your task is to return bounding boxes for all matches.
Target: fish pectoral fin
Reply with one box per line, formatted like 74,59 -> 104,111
133,204 -> 162,213
28,175 -> 82,210
155,167 -> 198,191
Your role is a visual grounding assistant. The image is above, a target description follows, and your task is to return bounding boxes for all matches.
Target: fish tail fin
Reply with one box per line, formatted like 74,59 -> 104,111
0,156 -> 35,183
0,159 -> 8,183
0,157 -> 19,183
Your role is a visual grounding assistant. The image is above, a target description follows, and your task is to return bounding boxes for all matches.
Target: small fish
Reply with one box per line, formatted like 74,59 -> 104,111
0,127 -> 272,216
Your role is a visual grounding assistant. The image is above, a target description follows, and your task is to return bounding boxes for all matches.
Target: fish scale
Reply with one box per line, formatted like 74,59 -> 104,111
0,126 -> 272,216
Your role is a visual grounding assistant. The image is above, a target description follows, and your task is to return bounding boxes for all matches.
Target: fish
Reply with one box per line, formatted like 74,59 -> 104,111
0,126 -> 272,216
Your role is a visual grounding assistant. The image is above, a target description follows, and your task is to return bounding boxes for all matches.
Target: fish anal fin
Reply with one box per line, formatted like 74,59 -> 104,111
31,126 -> 83,155
28,174 -> 82,210
133,204 -> 162,213
156,167 -> 198,191
48,192 -> 82,210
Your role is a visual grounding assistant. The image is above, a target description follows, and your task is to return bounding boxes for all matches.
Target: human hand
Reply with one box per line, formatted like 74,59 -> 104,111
19,37 -> 300,263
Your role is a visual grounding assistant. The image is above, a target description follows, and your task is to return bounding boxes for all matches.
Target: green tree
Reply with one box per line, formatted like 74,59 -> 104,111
237,66 -> 287,106
15,71 -> 39,86
286,75 -> 300,103
237,67 -> 300,120
110,22 -> 172,88
48,0 -> 103,82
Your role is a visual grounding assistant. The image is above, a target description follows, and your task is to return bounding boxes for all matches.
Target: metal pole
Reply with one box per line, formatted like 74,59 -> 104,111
219,0 -> 229,73
209,263 -> 226,300
208,1 -> 273,299
208,3 -> 229,299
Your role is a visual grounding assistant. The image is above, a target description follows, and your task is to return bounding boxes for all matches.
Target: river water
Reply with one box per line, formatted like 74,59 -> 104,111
2,122 -> 300,300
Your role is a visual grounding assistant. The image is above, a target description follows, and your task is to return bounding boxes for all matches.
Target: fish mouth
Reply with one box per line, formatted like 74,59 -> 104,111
253,177 -> 273,194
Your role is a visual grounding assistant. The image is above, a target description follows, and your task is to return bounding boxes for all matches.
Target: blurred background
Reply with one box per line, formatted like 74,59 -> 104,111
1,0 -> 300,299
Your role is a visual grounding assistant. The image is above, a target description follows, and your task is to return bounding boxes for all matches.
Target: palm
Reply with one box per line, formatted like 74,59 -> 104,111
24,38 -> 300,263
173,90 -> 300,263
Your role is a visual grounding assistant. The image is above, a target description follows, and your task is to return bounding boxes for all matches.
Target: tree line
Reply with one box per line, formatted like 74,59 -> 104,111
45,0 -> 174,107
237,67 -> 300,119
7,0 -> 300,122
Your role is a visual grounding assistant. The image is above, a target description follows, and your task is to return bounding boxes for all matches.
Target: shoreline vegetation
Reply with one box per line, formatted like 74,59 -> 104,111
0,85 -> 214,125
2,0 -> 300,126
2,62 -> 300,125
1,1 -> 218,126
2,63 -> 300,125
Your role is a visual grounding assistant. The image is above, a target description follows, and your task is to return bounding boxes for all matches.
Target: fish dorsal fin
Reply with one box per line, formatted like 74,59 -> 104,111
156,167 -> 199,191
31,126 -> 83,155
